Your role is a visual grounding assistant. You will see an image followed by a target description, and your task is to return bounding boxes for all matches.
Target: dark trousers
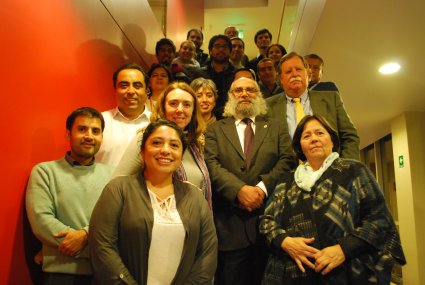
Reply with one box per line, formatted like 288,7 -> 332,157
43,272 -> 92,285
215,245 -> 268,285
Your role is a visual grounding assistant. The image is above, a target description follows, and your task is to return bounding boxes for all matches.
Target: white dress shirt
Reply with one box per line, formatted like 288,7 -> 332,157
96,107 -> 151,167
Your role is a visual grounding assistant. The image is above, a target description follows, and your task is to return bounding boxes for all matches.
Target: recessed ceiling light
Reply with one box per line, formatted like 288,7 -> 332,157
379,63 -> 401,74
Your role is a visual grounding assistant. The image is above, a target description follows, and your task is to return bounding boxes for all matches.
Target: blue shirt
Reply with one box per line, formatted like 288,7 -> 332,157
286,91 -> 313,138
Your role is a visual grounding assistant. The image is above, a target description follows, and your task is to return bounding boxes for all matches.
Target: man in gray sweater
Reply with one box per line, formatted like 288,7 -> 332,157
26,107 -> 113,285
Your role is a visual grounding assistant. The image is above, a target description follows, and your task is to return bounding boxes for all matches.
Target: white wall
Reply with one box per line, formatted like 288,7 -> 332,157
203,0 -> 286,59
391,111 -> 425,285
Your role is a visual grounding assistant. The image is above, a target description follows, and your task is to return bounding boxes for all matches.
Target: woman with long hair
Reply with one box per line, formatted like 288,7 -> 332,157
113,82 -> 212,208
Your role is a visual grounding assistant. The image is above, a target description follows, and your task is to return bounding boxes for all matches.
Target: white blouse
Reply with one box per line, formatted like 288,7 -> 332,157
147,189 -> 185,285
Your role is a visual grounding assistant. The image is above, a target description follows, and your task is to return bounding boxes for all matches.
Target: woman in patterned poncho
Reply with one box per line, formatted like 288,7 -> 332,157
259,114 -> 405,285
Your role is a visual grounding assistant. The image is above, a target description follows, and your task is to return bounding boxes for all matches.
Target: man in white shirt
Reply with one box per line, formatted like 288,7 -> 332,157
96,63 -> 151,167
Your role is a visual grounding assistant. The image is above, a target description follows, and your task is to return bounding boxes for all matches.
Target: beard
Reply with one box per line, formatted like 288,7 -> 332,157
223,93 -> 268,118
212,53 -> 230,64
235,101 -> 256,118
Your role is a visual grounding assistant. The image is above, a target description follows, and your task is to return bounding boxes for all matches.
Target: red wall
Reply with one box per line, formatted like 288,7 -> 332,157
167,0 -> 205,46
0,0 -> 204,284
0,1 -> 155,284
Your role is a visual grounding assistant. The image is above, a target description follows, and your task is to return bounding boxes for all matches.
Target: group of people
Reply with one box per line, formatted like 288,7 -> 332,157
25,25 -> 405,285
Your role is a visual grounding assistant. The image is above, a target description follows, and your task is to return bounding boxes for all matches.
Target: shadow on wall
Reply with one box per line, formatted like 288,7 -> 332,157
7,180 -> 43,285
75,39 -> 127,100
122,24 -> 156,69
23,200 -> 43,285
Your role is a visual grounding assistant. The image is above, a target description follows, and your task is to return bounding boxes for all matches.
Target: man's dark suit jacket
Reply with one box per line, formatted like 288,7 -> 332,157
266,90 -> 360,159
205,115 -> 295,251
310,81 -> 339,92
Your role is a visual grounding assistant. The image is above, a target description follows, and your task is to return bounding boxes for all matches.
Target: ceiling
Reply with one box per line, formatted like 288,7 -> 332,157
204,0 -> 425,148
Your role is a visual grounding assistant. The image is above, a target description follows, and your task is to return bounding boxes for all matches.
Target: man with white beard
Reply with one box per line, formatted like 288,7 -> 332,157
266,52 -> 360,160
205,78 -> 295,285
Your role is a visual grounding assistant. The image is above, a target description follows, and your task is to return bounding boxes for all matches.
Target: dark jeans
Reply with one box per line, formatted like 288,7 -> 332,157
43,272 -> 92,285
215,245 -> 268,285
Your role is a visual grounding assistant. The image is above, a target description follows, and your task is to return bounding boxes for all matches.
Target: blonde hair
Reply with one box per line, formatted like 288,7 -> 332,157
179,40 -> 196,59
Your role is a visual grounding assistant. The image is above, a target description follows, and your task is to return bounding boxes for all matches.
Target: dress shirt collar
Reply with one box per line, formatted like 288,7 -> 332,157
235,116 -> 256,126
112,106 -> 151,122
65,151 -> 95,167
285,90 -> 309,104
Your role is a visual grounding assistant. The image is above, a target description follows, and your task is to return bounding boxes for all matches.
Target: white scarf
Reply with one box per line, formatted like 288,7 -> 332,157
294,152 -> 339,192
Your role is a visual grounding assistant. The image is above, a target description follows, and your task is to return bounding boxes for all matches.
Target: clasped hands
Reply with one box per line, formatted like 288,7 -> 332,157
33,229 -> 88,265
54,229 -> 88,256
237,185 -> 265,212
282,237 -> 345,275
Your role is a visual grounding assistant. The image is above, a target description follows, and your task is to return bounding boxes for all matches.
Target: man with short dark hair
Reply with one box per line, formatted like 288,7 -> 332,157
247,28 -> 272,72
96,63 -> 151,167
187,28 -> 209,66
257,58 -> 283,98
267,52 -> 360,159
194,35 -> 235,119
304,53 -> 339,91
26,107 -> 113,285
229,37 -> 247,69
155,38 -> 176,68
205,78 -> 294,285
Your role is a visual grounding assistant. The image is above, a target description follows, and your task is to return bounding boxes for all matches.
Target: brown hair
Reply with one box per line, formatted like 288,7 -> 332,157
190,78 -> 218,100
151,82 -> 206,150
266,43 -> 287,58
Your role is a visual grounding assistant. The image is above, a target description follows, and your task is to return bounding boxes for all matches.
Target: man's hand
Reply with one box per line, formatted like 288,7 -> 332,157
55,229 -> 88,256
281,237 -> 319,272
237,185 -> 264,212
34,249 -> 43,265
314,244 -> 345,275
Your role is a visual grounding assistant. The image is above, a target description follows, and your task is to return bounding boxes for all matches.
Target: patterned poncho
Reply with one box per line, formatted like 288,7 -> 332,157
260,158 -> 405,285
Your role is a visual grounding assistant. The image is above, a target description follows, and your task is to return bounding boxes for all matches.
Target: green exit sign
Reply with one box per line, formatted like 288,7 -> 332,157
398,155 -> 404,168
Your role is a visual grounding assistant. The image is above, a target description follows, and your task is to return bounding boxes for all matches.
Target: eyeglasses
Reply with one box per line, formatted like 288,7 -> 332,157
231,87 -> 258,95
213,44 -> 230,50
